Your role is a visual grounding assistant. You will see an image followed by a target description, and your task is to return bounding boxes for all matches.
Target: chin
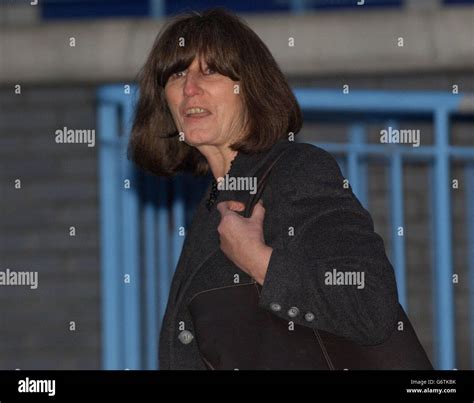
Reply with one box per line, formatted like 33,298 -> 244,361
183,131 -> 217,147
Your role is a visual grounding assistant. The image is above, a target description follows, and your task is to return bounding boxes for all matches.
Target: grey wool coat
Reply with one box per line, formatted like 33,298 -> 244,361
158,138 -> 399,370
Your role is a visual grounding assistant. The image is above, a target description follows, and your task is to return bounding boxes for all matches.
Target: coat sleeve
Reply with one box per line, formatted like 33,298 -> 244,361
258,144 -> 399,346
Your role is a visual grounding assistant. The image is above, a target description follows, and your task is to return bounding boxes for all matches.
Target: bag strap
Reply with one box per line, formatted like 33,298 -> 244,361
243,145 -> 291,218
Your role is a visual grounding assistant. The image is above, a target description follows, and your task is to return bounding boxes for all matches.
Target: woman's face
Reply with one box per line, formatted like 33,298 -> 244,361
165,56 -> 245,148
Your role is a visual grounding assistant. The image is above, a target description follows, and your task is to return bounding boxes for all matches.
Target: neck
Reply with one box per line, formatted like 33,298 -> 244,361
198,145 -> 238,180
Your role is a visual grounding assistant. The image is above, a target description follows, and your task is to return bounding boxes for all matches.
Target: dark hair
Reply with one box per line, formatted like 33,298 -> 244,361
128,7 -> 302,177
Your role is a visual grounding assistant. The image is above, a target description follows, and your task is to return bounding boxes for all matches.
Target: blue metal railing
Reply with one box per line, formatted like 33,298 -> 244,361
295,88 -> 474,370
98,85 -> 474,370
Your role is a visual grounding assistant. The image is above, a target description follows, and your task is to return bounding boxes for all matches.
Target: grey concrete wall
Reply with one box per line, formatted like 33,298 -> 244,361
1,6 -> 474,84
0,86 -> 100,369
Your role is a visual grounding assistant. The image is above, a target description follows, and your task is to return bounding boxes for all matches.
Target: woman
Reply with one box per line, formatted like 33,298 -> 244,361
129,8 -> 400,370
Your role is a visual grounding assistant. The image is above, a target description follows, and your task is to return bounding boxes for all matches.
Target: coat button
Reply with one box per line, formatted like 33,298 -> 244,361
178,330 -> 194,345
270,302 -> 281,312
305,312 -> 315,322
288,307 -> 299,318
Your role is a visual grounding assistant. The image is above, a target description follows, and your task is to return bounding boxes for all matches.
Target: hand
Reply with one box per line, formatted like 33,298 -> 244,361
216,200 -> 273,285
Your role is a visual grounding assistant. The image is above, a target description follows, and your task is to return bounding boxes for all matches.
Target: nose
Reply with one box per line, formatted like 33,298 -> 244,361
183,71 -> 203,97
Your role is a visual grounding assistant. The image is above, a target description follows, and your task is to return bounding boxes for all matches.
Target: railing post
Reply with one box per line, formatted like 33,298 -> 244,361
347,124 -> 368,208
432,108 -> 455,369
144,176 -> 158,369
157,177 -> 171,368
386,120 -> 407,310
121,103 -> 141,370
289,0 -> 307,14
98,100 -> 123,370
466,163 -> 474,369
149,0 -> 165,18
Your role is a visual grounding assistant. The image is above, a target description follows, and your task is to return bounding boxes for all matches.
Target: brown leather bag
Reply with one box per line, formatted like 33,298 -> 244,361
188,147 -> 433,370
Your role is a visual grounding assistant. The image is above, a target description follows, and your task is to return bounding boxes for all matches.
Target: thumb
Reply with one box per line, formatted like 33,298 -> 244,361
250,200 -> 265,224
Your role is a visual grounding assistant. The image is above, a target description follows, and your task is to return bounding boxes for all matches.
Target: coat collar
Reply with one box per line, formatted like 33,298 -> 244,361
215,138 -> 293,209
229,137 -> 292,178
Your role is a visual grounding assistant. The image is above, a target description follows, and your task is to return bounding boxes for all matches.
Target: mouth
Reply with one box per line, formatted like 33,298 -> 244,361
182,108 -> 212,124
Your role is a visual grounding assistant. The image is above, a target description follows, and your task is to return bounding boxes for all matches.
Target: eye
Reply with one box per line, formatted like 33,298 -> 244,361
205,67 -> 216,75
168,70 -> 186,82
173,70 -> 185,78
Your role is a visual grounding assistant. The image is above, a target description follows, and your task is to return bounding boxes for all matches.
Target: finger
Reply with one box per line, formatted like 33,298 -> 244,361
227,201 -> 245,212
217,201 -> 242,218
